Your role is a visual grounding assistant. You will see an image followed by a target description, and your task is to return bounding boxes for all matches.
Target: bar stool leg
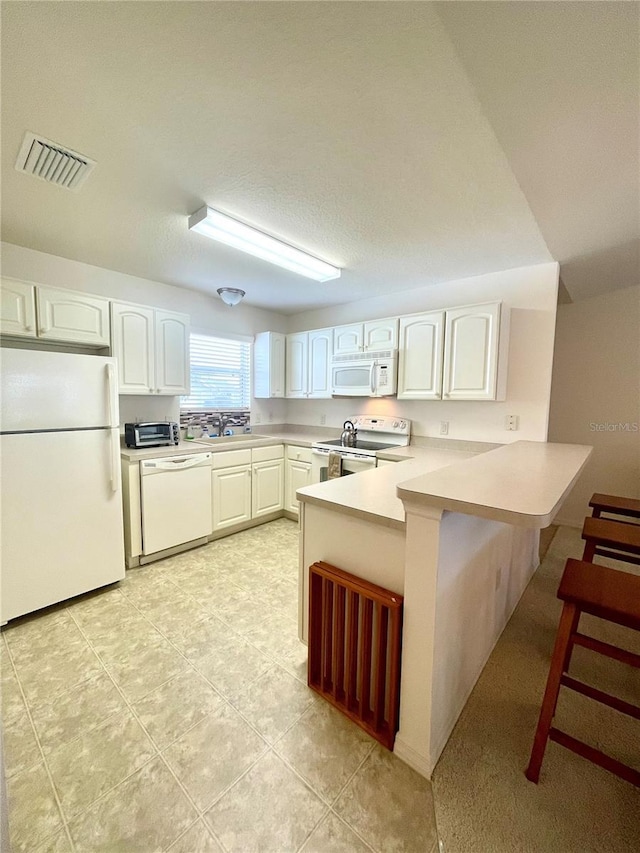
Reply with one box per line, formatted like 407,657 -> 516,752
526,602 -> 578,783
582,539 -> 596,562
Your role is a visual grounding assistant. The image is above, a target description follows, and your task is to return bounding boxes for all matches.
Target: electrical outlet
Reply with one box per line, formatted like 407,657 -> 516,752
506,414 -> 519,431
254,413 -> 261,424
440,421 -> 449,436
320,414 -> 326,425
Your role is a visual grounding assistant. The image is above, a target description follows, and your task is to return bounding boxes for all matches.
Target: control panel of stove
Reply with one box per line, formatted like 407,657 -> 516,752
350,415 -> 411,436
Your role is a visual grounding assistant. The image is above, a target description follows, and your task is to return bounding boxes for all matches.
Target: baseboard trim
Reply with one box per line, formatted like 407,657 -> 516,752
393,735 -> 434,780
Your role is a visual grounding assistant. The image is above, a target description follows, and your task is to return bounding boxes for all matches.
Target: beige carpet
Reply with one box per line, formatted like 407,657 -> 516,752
432,526 -> 640,853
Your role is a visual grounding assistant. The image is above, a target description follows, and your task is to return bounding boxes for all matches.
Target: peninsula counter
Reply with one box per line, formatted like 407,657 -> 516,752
296,440 -> 592,778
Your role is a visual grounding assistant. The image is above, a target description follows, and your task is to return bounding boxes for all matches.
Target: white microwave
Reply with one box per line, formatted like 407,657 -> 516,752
331,350 -> 398,397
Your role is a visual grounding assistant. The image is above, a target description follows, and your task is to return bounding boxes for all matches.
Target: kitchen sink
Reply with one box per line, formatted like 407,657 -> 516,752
191,433 -> 272,445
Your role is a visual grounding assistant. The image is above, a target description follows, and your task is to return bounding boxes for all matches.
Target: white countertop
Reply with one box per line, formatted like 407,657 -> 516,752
397,440 -> 592,528
119,430 -> 333,461
296,448 -> 478,530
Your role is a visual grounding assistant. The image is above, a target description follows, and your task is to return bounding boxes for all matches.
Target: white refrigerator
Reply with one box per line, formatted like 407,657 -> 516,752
1,348 -> 125,623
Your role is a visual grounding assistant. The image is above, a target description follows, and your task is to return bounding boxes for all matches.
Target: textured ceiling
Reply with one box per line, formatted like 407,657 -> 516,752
437,1 -> 640,302
0,2 -> 634,313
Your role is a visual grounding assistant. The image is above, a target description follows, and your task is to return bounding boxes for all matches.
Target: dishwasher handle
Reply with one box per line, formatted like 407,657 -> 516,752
141,454 -> 211,473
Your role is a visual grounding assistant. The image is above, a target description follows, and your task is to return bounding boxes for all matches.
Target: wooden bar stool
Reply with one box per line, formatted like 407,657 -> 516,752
526,558 -> 640,787
581,517 -> 640,566
589,493 -> 640,522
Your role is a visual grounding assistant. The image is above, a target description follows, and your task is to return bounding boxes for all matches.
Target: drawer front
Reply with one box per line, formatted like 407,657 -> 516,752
252,444 -> 284,463
211,448 -> 252,469
286,444 -> 313,464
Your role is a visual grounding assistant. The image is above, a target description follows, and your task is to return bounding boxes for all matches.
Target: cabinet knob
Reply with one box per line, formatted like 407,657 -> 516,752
26,323 -> 34,332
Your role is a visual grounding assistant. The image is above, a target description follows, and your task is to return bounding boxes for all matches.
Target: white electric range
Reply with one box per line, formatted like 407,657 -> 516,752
311,415 -> 411,480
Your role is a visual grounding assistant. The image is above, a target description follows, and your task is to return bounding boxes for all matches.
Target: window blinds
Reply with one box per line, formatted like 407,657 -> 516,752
181,333 -> 251,409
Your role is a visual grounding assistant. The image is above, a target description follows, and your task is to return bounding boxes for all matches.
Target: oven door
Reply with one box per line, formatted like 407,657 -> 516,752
312,448 -> 377,482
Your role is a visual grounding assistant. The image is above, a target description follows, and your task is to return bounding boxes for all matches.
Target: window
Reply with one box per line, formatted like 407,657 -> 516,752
181,333 -> 251,409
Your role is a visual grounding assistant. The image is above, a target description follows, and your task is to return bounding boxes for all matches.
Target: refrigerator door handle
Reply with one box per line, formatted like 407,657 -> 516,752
106,363 -> 118,429
109,429 -> 120,494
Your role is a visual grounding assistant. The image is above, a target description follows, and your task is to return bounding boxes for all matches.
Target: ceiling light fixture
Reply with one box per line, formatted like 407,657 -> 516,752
188,206 -> 341,282
217,287 -> 246,307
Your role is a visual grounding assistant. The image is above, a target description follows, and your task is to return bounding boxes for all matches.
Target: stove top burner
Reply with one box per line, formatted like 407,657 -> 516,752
318,438 -> 396,452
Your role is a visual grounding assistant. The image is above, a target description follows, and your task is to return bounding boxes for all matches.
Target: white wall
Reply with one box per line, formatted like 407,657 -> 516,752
286,262 -> 559,443
548,285 -> 640,526
1,242 -> 289,427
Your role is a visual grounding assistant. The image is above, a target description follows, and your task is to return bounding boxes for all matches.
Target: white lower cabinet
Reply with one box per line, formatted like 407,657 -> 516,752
210,445 -> 284,532
212,465 -> 252,530
285,446 -> 313,514
252,445 -> 285,518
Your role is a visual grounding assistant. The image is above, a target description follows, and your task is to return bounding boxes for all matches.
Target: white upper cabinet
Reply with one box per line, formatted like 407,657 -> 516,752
333,323 -> 363,357
36,286 -> 110,346
285,333 -> 308,398
254,331 -> 285,398
397,311 -> 445,400
363,318 -> 398,352
307,328 -> 333,398
111,302 -> 190,395
111,303 -> 155,393
285,328 -> 332,399
155,310 -> 190,395
333,319 -> 398,356
0,279 -> 37,338
442,302 -> 508,401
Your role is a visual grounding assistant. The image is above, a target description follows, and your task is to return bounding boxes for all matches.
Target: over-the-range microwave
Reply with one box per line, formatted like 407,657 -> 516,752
331,350 -> 398,397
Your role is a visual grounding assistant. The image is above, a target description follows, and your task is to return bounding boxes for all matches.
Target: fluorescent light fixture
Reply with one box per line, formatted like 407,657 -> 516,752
217,287 -> 245,306
188,205 -> 341,282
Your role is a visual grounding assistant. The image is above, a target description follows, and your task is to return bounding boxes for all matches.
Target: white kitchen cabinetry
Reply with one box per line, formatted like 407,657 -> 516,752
285,328 -> 332,399
333,318 -> 398,356
397,311 -> 445,400
252,445 -> 285,518
0,278 -> 37,338
155,310 -> 190,394
442,302 -> 509,401
211,449 -> 253,531
285,445 -> 313,515
36,286 -> 110,346
111,302 -> 190,395
254,331 -> 285,398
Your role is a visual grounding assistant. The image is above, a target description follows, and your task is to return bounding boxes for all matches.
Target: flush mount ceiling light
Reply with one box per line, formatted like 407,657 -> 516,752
188,206 -> 341,282
217,287 -> 246,307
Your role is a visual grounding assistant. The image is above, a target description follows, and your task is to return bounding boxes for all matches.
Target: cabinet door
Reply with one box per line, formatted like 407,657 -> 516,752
308,328 -> 333,398
270,332 -> 286,397
333,324 -> 363,356
111,302 -> 155,394
155,310 -> 190,395
286,459 -> 311,514
364,318 -> 398,351
285,333 -> 308,398
442,303 -> 501,400
252,459 -> 284,517
0,279 -> 37,338
397,312 -> 444,400
36,286 -> 110,346
212,465 -> 252,531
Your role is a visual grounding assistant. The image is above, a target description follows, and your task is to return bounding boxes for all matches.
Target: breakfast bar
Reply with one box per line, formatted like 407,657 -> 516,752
296,440 -> 592,779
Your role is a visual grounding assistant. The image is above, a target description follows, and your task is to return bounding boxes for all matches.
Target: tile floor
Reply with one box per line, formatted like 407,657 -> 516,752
2,519 -> 438,853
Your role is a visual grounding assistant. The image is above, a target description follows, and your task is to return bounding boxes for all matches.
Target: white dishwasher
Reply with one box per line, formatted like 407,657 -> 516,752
140,452 -> 212,556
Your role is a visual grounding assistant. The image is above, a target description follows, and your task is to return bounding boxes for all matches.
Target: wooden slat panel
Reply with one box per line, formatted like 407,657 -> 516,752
373,603 -> 389,730
346,589 -> 359,712
333,585 -> 346,702
359,598 -> 373,722
308,561 -> 404,750
322,577 -> 334,693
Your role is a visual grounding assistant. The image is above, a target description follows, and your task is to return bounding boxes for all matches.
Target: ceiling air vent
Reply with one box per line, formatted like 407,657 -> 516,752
15,132 -> 96,191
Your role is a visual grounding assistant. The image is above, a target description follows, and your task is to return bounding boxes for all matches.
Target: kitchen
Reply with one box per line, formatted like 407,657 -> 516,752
1,3 -> 639,853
